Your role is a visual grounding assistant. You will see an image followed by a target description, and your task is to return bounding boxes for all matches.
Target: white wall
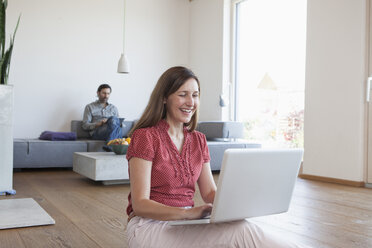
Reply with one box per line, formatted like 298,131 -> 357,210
7,0 -> 190,138
189,0 -> 226,121
303,0 -> 367,181
9,0 -> 367,182
189,0 -> 368,182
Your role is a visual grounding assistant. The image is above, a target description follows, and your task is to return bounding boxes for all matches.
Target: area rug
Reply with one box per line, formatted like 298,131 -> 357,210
0,198 -> 55,229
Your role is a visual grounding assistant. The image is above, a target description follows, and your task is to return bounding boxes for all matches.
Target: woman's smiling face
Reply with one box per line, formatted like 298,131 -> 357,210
165,78 -> 200,125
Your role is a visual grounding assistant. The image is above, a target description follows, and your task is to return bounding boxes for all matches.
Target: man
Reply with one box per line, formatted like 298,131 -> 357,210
82,84 -> 124,151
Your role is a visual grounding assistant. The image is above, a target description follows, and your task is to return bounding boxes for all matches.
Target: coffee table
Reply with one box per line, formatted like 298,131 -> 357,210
73,152 -> 129,185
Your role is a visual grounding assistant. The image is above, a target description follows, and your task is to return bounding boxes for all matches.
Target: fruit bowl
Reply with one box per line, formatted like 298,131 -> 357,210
107,138 -> 131,155
110,144 -> 129,155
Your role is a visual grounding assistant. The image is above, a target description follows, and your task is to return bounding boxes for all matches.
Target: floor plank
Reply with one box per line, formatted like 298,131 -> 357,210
0,170 -> 371,248
252,211 -> 372,248
0,230 -> 26,248
21,171 -> 128,248
1,172 -> 101,248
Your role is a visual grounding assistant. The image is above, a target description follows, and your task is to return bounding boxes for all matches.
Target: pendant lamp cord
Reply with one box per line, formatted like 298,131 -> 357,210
123,0 -> 126,53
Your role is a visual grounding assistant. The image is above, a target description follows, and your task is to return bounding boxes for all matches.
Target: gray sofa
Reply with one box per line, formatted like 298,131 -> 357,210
196,121 -> 261,170
13,121 -> 260,170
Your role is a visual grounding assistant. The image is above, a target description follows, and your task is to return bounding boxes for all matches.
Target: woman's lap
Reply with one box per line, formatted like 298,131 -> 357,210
127,216 -> 308,248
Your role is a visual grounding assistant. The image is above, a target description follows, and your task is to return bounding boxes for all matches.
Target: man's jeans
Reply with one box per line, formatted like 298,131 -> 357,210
91,116 -> 124,141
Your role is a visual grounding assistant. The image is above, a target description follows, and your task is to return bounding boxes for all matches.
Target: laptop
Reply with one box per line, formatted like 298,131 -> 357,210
168,148 -> 303,226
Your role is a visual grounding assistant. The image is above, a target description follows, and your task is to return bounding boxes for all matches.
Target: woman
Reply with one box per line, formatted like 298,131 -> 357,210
126,66 -> 308,248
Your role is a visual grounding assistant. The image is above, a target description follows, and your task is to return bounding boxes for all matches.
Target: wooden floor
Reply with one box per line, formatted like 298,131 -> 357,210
0,169 -> 372,248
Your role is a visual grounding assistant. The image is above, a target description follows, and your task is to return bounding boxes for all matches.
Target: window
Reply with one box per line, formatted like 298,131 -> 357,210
233,0 -> 307,148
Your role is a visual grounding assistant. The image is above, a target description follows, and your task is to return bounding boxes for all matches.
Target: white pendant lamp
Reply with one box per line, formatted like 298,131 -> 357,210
118,53 -> 129,73
117,0 -> 129,73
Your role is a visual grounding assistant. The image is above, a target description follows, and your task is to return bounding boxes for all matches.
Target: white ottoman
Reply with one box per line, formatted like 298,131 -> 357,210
73,152 -> 129,185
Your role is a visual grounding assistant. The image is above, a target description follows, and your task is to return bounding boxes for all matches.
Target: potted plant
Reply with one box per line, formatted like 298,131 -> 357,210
0,0 -> 20,194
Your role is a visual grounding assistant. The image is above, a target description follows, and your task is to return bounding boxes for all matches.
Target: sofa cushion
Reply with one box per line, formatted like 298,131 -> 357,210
121,121 -> 135,137
207,141 -> 261,170
197,121 -> 244,140
13,139 -> 87,168
13,139 -> 28,167
85,140 -> 106,152
71,120 -> 91,139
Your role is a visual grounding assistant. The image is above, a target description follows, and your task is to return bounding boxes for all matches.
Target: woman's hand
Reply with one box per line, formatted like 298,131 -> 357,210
185,203 -> 213,220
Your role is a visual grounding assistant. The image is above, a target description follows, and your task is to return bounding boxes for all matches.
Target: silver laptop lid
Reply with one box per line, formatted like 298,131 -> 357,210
210,148 -> 303,223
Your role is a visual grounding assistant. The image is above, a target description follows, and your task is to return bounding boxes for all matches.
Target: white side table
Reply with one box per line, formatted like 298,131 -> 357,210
73,152 -> 129,185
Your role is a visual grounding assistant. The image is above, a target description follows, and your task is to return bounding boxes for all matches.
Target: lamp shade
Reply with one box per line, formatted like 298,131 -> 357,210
117,53 -> 130,73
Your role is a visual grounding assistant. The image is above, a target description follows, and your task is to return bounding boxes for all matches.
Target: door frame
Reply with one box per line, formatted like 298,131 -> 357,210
230,0 -> 245,122
366,0 -> 372,187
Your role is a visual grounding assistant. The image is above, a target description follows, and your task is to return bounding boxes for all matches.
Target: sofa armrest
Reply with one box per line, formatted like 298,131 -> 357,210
197,121 -> 244,140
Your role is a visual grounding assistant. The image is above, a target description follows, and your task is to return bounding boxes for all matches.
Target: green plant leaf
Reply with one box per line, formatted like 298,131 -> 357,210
0,0 -> 19,85
13,14 -> 20,40
0,1 -> 6,58
5,35 -> 14,84
0,47 -> 11,84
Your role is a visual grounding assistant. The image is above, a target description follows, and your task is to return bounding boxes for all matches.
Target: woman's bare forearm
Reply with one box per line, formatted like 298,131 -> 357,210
202,190 -> 216,204
132,199 -> 187,221
132,199 -> 211,221
198,163 -> 217,204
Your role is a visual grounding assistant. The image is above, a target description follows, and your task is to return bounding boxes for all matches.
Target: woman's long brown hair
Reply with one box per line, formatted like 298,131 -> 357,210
128,66 -> 200,137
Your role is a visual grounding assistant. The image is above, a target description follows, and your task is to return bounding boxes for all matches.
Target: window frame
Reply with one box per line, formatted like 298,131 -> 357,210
230,0 -> 246,121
